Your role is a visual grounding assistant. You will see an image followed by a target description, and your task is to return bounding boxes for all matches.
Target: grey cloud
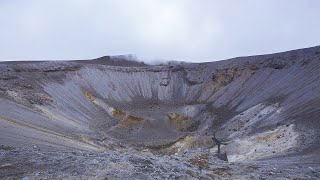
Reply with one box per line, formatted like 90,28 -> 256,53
0,0 -> 320,63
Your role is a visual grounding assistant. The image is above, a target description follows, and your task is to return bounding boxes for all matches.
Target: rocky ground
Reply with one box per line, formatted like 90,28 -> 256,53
1,146 -> 319,179
0,46 -> 320,179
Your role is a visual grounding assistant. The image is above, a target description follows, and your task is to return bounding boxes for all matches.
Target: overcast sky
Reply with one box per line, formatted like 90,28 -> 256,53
0,0 -> 320,62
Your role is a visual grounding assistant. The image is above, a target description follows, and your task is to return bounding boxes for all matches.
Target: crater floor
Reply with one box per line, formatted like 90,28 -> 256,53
0,47 -> 320,179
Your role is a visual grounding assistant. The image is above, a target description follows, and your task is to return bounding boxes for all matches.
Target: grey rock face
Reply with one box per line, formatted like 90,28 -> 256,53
0,46 -> 320,179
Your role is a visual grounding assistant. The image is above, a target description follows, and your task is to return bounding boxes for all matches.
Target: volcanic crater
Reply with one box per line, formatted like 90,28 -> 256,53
0,47 -> 320,179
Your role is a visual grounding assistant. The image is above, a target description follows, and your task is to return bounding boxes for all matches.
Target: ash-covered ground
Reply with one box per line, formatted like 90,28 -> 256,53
0,46 -> 320,179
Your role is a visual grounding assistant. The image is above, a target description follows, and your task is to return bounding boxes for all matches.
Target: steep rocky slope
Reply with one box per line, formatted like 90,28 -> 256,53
0,46 -> 320,179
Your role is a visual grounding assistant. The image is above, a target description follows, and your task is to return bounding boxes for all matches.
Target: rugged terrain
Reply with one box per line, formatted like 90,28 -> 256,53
0,46 -> 320,179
